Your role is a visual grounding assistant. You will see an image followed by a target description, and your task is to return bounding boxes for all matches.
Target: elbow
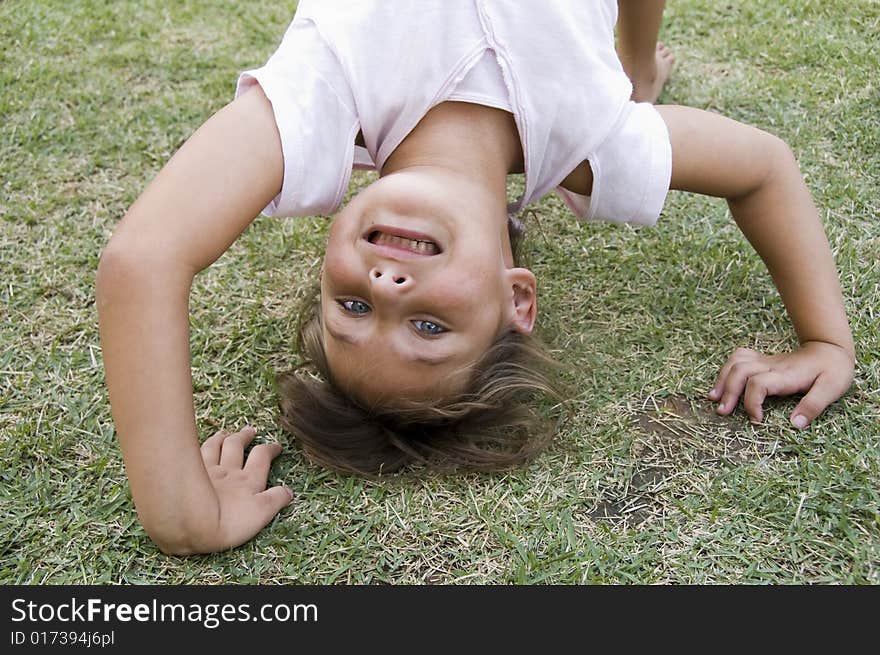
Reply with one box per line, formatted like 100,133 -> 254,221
97,200 -> 201,301
95,226 -> 148,298
95,231 -> 192,312
95,241 -> 131,323
95,239 -> 132,301
95,242 -> 149,328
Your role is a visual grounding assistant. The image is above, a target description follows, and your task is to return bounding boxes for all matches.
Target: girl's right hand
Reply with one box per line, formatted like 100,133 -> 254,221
197,427 -> 293,553
708,342 -> 854,429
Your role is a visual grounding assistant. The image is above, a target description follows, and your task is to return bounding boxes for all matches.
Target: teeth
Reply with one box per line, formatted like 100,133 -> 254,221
373,232 -> 438,254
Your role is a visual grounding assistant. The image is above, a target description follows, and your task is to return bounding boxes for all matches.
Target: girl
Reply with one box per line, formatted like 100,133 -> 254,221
97,1 -> 854,554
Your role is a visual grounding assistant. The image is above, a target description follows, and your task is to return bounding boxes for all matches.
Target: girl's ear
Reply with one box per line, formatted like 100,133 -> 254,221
507,267 -> 537,334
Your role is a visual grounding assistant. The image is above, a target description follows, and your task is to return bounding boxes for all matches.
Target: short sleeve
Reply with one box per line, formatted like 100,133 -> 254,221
556,101 -> 671,227
235,17 -> 359,218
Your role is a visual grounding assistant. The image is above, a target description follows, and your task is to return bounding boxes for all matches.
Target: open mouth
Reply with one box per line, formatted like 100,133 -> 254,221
365,228 -> 442,255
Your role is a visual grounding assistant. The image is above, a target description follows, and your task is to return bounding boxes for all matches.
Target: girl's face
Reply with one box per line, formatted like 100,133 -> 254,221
320,168 -> 535,403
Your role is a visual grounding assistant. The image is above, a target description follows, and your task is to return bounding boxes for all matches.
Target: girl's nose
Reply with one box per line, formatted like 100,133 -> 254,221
369,266 -> 412,293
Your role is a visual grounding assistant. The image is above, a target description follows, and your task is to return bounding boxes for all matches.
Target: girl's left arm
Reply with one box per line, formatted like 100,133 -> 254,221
656,104 -> 855,428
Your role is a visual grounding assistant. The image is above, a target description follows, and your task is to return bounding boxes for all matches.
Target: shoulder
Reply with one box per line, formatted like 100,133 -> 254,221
558,102 -> 672,226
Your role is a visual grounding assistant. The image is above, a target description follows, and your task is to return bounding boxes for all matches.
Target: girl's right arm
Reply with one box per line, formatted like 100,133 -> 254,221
655,105 -> 854,428
97,86 -> 292,554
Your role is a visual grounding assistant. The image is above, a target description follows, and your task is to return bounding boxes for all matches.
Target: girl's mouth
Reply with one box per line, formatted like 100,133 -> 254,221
365,228 -> 442,255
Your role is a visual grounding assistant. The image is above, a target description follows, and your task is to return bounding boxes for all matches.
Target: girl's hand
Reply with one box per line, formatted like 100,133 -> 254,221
199,427 -> 293,552
708,342 -> 855,428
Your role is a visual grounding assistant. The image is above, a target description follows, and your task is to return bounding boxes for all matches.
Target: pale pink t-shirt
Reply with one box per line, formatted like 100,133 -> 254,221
235,0 -> 671,226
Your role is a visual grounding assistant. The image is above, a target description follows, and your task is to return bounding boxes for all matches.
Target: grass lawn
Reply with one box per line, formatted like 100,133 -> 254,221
1,0 -> 878,584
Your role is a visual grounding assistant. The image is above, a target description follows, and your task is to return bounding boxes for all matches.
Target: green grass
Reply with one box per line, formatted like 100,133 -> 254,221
1,0 -> 878,584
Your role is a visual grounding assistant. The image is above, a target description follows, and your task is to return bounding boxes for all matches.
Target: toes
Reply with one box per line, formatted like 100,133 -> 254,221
656,42 -> 675,63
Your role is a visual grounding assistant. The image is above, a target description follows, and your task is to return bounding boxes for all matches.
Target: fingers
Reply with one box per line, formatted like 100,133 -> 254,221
742,370 -> 794,424
258,486 -> 295,516
202,427 -> 285,489
243,442 -> 284,489
218,426 -> 257,468
791,373 -> 844,429
708,345 -> 851,428
708,347 -> 758,403
238,487 -> 295,543
200,430 -> 229,465
217,485 -> 294,551
714,357 -> 770,417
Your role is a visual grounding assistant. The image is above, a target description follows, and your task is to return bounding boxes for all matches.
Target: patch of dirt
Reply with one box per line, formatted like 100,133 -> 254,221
588,394 -> 769,526
588,497 -> 655,525
636,394 -> 754,463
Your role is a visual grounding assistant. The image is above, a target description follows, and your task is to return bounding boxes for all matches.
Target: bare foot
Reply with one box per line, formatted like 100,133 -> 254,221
629,42 -> 675,104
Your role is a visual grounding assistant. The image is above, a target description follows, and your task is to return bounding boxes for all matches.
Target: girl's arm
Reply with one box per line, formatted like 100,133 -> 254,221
97,86 -> 292,554
655,105 -> 854,428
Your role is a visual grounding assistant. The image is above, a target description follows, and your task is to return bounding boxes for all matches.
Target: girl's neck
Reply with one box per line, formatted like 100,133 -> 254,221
381,101 -> 523,204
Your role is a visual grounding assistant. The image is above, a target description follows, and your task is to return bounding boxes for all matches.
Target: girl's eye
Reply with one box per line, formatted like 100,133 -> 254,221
339,299 -> 371,315
412,319 -> 447,336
